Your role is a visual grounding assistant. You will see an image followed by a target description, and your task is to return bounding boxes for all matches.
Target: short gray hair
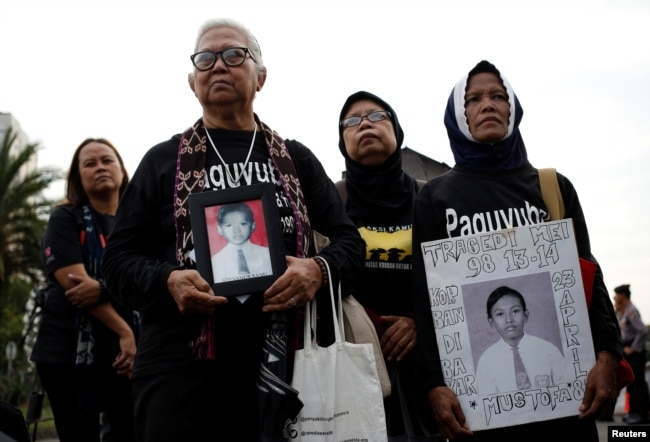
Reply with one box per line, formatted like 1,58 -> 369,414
194,18 -> 265,72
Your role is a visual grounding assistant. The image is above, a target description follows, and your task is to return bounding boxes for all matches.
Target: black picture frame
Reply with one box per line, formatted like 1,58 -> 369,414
189,182 -> 286,297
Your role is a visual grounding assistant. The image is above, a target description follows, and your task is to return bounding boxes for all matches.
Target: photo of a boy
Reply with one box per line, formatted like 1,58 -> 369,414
475,286 -> 566,395
211,202 -> 273,283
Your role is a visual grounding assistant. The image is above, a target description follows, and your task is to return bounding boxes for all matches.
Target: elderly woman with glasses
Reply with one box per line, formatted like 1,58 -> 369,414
102,18 -> 364,442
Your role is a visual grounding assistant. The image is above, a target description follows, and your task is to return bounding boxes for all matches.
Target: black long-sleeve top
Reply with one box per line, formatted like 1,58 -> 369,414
102,130 -> 364,378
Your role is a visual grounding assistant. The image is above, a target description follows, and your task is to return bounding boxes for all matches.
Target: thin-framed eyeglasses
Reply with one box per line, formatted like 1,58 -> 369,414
340,111 -> 392,128
190,47 -> 256,71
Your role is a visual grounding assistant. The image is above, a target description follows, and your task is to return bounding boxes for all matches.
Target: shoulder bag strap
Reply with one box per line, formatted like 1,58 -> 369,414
335,179 -> 347,204
538,167 -> 565,220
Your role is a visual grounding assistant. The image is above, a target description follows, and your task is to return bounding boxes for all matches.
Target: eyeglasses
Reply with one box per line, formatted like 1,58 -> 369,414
190,47 -> 256,71
340,111 -> 392,128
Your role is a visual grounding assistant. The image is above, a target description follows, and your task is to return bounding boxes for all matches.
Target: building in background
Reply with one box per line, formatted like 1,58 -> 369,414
401,146 -> 451,181
1,112 -> 36,176
1,112 -> 29,147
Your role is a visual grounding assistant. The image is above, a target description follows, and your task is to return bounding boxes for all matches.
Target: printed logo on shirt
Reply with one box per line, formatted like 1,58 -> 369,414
359,226 -> 413,270
445,201 -> 549,237
204,159 -> 279,191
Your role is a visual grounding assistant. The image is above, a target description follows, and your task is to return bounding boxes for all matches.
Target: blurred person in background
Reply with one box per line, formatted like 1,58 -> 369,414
614,284 -> 650,424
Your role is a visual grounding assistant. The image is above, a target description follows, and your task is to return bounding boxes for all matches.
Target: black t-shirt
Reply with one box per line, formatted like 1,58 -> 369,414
31,205 -> 114,364
102,128 -> 363,379
204,129 -> 297,253
349,218 -> 414,320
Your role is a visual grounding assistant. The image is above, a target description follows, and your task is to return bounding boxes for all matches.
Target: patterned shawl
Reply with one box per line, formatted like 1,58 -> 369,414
173,116 -> 312,358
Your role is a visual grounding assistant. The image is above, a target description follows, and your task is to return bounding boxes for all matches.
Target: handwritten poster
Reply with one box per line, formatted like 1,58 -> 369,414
421,220 -> 595,431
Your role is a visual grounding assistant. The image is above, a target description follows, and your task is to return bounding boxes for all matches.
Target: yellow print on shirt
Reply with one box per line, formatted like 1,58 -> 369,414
359,226 -> 413,268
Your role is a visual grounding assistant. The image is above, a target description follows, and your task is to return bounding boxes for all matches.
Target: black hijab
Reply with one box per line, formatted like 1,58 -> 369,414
338,91 -> 418,220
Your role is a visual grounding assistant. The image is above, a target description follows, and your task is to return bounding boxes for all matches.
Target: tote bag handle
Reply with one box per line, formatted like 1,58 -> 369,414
302,258 -> 345,356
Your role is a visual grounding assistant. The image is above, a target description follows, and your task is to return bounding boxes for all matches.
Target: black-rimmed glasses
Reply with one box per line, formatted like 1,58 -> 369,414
340,111 -> 392,128
190,47 -> 256,71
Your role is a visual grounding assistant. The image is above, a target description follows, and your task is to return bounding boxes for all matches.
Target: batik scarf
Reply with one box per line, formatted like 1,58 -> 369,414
174,116 -> 312,359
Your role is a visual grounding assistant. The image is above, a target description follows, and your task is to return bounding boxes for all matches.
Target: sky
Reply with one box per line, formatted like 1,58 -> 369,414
2,0 -> 649,320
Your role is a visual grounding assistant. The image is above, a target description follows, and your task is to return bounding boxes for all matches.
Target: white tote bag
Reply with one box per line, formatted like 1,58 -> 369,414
288,260 -> 387,441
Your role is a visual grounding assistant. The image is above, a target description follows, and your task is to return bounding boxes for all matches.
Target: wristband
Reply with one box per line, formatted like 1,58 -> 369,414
99,280 -> 111,303
312,256 -> 329,288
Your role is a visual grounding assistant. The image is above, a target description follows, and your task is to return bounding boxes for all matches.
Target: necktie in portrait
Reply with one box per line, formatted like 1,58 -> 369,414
238,249 -> 250,275
513,346 -> 531,389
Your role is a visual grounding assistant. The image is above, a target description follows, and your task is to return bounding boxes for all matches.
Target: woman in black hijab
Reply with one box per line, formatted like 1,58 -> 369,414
338,91 -> 439,441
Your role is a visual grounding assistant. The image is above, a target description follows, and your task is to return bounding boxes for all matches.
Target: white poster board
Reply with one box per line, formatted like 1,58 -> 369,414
421,220 -> 595,431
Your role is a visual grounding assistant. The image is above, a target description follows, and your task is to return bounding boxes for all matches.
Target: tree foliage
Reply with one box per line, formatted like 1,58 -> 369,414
0,129 -> 61,293
0,128 -> 61,402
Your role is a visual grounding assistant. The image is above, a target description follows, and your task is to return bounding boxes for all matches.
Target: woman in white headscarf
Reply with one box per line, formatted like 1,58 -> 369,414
411,60 -> 621,441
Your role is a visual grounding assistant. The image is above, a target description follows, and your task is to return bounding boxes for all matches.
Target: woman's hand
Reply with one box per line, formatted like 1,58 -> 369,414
64,273 -> 102,308
167,269 -> 227,316
379,315 -> 416,362
428,386 -> 473,440
262,256 -> 321,312
85,300 -> 139,377
112,329 -> 137,376
579,351 -> 618,420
